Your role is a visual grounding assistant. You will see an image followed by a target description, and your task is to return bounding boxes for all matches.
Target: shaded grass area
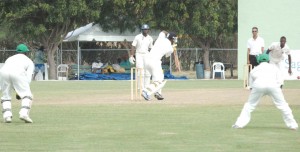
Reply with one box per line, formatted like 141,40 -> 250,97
0,80 -> 299,151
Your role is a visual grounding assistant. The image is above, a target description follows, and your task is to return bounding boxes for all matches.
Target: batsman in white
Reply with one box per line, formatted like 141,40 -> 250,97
232,53 -> 298,130
0,44 -> 35,123
266,36 -> 291,88
141,31 -> 177,101
129,24 -> 153,90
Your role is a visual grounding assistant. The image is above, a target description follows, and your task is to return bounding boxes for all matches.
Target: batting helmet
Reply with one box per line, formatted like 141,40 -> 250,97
141,24 -> 150,30
167,32 -> 177,40
257,53 -> 269,64
16,44 -> 30,53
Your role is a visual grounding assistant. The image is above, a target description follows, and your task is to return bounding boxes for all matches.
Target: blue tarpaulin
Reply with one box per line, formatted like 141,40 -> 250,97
70,71 -> 187,80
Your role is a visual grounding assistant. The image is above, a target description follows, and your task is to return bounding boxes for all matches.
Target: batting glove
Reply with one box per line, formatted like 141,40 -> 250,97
129,56 -> 135,65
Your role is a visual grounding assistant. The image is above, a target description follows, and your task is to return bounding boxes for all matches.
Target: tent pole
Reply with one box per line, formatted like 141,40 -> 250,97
77,41 -> 80,80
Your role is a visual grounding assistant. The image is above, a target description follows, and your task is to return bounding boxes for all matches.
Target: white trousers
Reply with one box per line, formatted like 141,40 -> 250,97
1,71 -> 33,118
135,53 -> 151,89
269,60 -> 285,85
143,57 -> 165,95
234,87 -> 298,129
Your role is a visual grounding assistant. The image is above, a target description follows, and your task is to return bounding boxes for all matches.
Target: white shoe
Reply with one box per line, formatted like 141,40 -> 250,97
141,90 -> 151,101
4,116 -> 12,123
19,115 -> 33,123
289,126 -> 298,130
232,124 -> 242,129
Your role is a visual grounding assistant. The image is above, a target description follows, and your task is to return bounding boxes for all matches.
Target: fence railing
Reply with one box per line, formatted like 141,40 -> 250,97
0,48 -> 238,71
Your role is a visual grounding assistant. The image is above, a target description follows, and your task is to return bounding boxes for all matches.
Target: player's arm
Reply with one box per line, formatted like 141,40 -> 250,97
165,44 -> 174,58
129,46 -> 136,65
130,45 -> 136,57
266,43 -> 275,54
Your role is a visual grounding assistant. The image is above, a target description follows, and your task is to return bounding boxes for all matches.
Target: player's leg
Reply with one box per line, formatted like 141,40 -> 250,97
152,63 -> 165,100
142,80 -> 167,101
269,87 -> 298,130
270,61 -> 284,87
41,64 -> 45,80
277,62 -> 285,87
249,55 -> 258,69
135,54 -> 145,89
33,64 -> 39,80
12,74 -> 33,123
1,79 -> 13,123
233,88 -> 264,128
142,61 -> 166,100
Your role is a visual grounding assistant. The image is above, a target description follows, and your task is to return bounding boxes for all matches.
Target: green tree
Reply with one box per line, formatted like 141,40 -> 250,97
1,0 -> 237,78
97,0 -> 157,32
0,0 -> 103,79
97,0 -> 237,71
154,0 -> 237,70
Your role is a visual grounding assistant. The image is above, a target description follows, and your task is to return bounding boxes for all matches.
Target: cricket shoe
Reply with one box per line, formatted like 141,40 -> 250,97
289,127 -> 298,131
4,116 -> 12,123
141,90 -> 151,101
19,115 -> 33,123
154,92 -> 164,100
232,124 -> 242,129
288,126 -> 298,131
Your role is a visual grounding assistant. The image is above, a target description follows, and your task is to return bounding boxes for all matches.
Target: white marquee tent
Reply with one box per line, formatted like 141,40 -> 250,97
64,23 -> 159,42
62,23 -> 160,80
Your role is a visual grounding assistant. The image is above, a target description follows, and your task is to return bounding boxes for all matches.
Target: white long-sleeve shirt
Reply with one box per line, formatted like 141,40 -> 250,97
1,54 -> 34,83
249,62 -> 282,88
148,32 -> 174,60
268,42 -> 290,63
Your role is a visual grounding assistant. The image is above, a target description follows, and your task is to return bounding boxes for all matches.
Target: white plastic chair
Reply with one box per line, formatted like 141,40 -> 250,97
57,64 -> 69,80
212,62 -> 225,79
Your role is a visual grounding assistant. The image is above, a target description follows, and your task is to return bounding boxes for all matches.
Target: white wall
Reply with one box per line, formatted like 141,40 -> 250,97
238,0 -> 300,79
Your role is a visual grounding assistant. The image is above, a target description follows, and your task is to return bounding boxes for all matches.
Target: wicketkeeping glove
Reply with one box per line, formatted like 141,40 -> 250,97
129,56 -> 135,65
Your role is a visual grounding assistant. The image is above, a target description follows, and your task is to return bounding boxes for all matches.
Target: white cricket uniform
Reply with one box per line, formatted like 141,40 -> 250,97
268,42 -> 290,84
0,54 -> 34,119
143,32 -> 174,96
247,36 -> 264,55
132,33 -> 153,69
234,62 -> 298,129
268,42 -> 290,64
132,33 -> 153,88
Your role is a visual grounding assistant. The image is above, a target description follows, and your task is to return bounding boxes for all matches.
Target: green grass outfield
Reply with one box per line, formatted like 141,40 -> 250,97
0,80 -> 299,152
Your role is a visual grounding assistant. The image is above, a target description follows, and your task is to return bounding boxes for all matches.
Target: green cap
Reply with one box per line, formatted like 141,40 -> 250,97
16,44 -> 30,53
257,53 -> 269,64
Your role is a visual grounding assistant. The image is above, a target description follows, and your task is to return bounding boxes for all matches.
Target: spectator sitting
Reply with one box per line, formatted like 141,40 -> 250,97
112,58 -> 125,73
92,59 -> 103,73
119,55 -> 131,70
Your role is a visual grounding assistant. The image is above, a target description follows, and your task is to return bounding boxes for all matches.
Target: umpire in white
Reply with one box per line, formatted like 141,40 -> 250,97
0,44 -> 34,123
232,53 -> 298,130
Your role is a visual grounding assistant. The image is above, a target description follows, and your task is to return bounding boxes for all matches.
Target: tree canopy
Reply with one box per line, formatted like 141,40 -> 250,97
98,0 -> 237,70
0,0 -> 104,79
0,0 -> 237,79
